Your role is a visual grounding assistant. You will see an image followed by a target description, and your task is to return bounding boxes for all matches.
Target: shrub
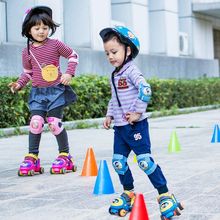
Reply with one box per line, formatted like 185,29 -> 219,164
0,75 -> 220,128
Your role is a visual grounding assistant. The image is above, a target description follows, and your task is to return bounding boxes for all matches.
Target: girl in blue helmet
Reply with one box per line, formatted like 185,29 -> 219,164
99,26 -> 184,218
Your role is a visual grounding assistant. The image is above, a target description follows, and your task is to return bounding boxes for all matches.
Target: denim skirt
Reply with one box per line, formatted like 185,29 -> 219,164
28,84 -> 77,111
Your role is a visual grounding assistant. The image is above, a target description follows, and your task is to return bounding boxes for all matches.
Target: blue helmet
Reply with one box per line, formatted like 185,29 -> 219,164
100,26 -> 140,58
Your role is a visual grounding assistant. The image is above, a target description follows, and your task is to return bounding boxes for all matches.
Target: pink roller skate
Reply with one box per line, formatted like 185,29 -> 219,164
50,152 -> 77,174
18,154 -> 44,176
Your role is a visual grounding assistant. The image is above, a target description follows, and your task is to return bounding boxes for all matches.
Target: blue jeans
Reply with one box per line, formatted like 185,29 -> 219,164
113,119 -> 168,192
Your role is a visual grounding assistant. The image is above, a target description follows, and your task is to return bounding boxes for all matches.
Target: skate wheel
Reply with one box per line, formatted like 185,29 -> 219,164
109,208 -> 114,215
39,167 -> 44,174
161,216 -> 169,220
60,168 -> 66,174
119,209 -> 127,217
178,202 -> 184,210
72,165 -> 77,172
28,170 -> 34,176
50,168 -> 55,174
18,170 -> 22,176
174,208 -> 181,216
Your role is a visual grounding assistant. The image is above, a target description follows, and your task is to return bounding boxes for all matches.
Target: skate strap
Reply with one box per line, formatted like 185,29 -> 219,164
57,155 -> 68,160
59,152 -> 69,157
25,153 -> 38,161
57,153 -> 71,163
158,194 -> 172,202
58,153 -> 68,159
121,192 -> 135,203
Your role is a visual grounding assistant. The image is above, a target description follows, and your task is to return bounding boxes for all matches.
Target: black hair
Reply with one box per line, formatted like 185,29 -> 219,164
22,12 -> 59,40
102,31 -> 124,44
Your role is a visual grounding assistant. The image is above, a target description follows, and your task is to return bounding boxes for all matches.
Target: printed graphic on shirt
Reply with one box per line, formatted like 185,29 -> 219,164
117,77 -> 129,89
134,133 -> 142,141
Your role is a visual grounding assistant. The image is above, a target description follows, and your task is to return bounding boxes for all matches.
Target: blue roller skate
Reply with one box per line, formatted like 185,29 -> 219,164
158,193 -> 184,220
109,191 -> 136,217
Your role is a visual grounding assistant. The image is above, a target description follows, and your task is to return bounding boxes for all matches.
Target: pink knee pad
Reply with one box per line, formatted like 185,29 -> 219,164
30,115 -> 44,134
47,117 -> 64,135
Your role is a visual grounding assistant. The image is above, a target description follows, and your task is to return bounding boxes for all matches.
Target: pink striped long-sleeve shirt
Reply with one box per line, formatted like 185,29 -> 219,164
17,38 -> 79,88
107,61 -> 148,126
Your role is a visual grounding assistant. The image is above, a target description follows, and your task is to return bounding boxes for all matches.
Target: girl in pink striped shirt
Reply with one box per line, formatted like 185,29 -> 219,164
9,6 -> 78,176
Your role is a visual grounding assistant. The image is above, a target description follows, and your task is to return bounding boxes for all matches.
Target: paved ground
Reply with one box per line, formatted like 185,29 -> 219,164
0,109 -> 220,220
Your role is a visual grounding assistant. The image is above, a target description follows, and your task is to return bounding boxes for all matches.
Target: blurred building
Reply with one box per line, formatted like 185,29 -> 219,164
0,0 -> 220,78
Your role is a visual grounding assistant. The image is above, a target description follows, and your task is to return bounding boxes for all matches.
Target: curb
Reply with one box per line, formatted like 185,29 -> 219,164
0,104 -> 220,137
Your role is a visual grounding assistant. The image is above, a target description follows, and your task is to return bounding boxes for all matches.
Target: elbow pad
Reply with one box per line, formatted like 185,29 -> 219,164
138,83 -> 152,103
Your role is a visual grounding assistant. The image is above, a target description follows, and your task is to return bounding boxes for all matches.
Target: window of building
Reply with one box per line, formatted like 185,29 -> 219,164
213,29 -> 220,75
0,0 -> 7,42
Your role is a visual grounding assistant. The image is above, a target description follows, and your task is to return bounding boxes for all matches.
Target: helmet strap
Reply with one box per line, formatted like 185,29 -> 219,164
112,46 -> 132,108
27,37 -> 47,54
123,46 -> 128,65
29,36 -> 46,43
27,38 -> 30,55
115,46 -> 131,72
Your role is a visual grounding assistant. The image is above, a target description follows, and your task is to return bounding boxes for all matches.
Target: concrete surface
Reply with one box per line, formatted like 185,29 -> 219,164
0,109 -> 220,220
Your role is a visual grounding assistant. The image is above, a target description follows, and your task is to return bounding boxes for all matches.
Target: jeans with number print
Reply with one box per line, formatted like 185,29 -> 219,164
113,118 -> 168,193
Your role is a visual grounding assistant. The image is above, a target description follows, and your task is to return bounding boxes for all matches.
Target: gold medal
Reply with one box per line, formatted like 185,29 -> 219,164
41,64 -> 58,82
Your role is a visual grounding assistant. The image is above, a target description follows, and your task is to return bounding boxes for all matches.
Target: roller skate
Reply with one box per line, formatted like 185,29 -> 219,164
109,191 -> 136,217
18,154 -> 44,176
50,152 -> 77,174
158,193 -> 184,220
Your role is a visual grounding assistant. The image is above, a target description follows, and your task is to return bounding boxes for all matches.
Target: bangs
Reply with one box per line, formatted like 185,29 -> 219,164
28,13 -> 52,27
103,32 -> 121,43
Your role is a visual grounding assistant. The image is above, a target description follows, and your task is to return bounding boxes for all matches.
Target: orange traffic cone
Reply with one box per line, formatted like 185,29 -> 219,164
81,147 -> 98,176
129,193 -> 149,220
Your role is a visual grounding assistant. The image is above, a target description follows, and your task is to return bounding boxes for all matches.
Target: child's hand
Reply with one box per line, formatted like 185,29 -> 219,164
60,73 -> 72,85
8,82 -> 21,93
125,112 -> 141,125
103,116 -> 112,129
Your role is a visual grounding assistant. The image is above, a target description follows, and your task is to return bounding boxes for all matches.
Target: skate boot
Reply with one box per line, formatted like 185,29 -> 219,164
50,152 -> 77,174
158,193 -> 184,220
109,191 -> 136,217
18,153 -> 44,176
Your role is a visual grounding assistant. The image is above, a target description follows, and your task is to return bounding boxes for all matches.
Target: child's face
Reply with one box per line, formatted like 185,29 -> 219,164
29,21 -> 49,42
104,37 -> 131,68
